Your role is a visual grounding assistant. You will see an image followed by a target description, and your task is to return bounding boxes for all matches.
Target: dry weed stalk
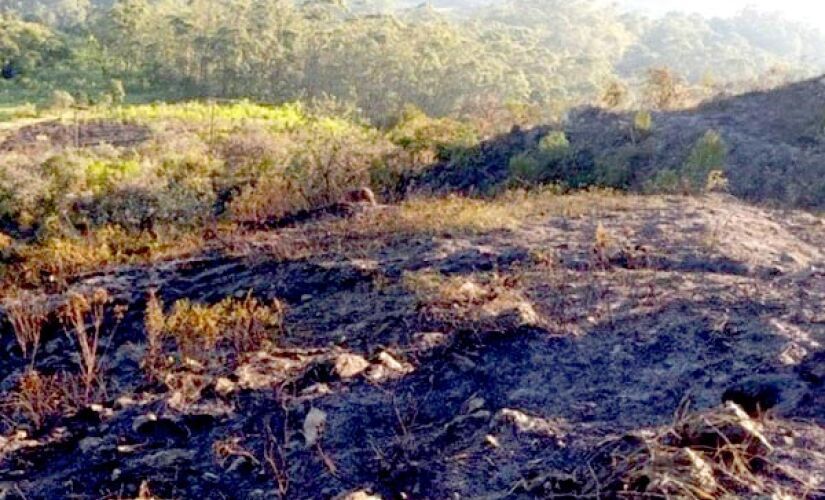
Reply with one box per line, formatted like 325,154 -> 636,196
136,481 -> 157,500
4,291 -> 48,365
592,222 -> 613,270
61,288 -> 118,402
263,391 -> 292,498
8,370 -> 66,430
213,436 -> 260,468
142,289 -> 167,383
264,424 -> 290,498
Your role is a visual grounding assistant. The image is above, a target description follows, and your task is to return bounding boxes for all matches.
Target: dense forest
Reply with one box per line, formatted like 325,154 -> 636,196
1,0 -> 824,123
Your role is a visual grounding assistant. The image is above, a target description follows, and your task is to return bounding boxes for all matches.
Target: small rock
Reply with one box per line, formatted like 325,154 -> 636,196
451,353 -> 477,372
799,352 -> 825,386
377,352 -> 407,372
413,332 -> 447,351
132,413 -> 158,433
117,444 -> 141,454
335,353 -> 370,379
300,383 -> 333,398
496,408 -> 568,440
481,299 -> 540,330
366,352 -> 414,382
466,398 -> 485,413
134,449 -> 196,469
335,491 -> 382,500
215,377 -> 236,397
78,437 -> 104,454
458,281 -> 485,302
44,338 -> 62,355
132,413 -> 189,442
303,408 -> 327,447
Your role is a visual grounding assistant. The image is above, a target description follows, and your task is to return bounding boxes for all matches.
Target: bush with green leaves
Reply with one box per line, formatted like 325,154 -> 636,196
388,105 -> 478,163
508,131 -> 572,186
633,110 -> 653,139
643,168 -> 683,194
682,130 -> 727,193
284,123 -> 393,209
109,79 -> 126,105
49,90 -> 75,110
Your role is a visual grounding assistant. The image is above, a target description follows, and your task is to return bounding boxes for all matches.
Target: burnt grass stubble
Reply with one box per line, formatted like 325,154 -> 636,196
0,212 -> 823,498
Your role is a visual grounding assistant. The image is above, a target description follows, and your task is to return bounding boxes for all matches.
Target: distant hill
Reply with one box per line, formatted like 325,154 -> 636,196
416,76 -> 825,208
567,75 -> 825,207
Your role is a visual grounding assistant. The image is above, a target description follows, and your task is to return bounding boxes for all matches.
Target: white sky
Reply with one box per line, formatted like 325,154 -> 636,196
617,0 -> 825,28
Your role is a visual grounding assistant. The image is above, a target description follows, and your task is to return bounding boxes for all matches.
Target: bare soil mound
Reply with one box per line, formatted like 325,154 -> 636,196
0,119 -> 152,152
1,194 -> 823,499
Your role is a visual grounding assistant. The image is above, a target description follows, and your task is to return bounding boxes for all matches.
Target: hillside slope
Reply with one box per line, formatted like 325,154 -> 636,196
1,192 -> 823,499
568,75 -> 825,207
417,76 -> 825,209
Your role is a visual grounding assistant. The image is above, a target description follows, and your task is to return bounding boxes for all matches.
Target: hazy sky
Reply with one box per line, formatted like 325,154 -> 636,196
618,0 -> 825,27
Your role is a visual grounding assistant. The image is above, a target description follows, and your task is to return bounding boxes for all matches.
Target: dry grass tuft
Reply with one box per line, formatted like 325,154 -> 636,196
524,402 -> 821,498
3,370 -> 71,430
162,292 -> 285,366
403,270 -> 537,331
2,225 -> 208,293
3,290 -> 49,364
142,289 -> 168,383
595,402 -> 818,499
140,291 -> 286,403
60,288 -> 123,402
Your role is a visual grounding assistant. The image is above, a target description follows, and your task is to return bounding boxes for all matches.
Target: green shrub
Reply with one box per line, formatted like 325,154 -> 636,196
633,110 -> 653,137
11,103 -> 38,119
537,131 -> 571,159
508,153 -> 544,185
643,169 -> 683,194
85,160 -> 142,194
231,123 -> 394,222
49,90 -> 75,111
109,79 -> 126,105
285,124 -> 391,208
507,131 -> 571,186
388,105 -> 477,163
683,130 -> 726,193
595,156 -> 632,189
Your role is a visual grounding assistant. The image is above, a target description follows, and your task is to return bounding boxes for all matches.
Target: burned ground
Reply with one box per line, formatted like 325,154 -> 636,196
1,194 -> 823,499
417,76 -> 825,210
0,119 -> 152,153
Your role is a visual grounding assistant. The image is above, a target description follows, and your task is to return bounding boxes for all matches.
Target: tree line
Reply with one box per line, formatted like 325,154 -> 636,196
1,0 -> 824,123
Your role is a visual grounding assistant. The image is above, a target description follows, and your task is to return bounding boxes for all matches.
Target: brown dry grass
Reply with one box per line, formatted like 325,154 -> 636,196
60,288 -> 122,402
1,225 -> 211,294
597,402 -> 820,499
3,291 -> 49,365
3,370 -> 67,430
